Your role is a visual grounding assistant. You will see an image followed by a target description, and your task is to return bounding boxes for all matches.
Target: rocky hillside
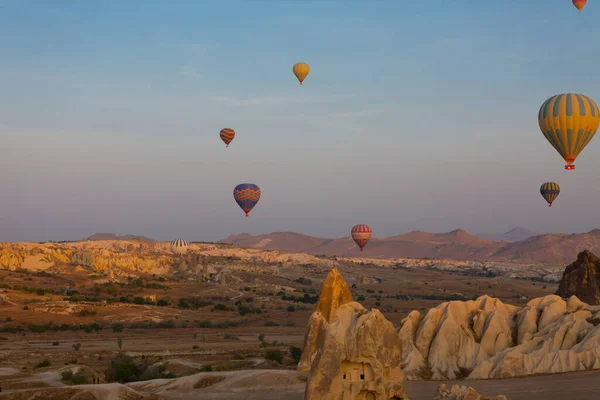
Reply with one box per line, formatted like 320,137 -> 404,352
221,229 -> 600,264
0,240 -> 336,280
557,250 -> 600,305
300,267 -> 600,382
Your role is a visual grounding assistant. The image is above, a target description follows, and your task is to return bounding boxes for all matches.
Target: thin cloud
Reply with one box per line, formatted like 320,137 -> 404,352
330,107 -> 396,119
181,64 -> 203,81
211,94 -> 349,107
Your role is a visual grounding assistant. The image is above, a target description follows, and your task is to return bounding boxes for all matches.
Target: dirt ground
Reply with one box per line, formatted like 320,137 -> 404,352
0,256 -> 571,398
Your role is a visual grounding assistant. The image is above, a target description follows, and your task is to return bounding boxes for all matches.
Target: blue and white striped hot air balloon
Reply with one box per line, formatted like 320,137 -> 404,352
170,238 -> 189,254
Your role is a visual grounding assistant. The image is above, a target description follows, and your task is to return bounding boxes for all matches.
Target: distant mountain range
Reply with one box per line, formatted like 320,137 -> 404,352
476,227 -> 538,242
86,233 -> 157,242
220,228 -> 600,264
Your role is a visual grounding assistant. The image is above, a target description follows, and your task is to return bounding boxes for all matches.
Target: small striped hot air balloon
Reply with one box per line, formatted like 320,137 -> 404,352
351,224 -> 372,252
233,183 -> 261,217
540,182 -> 560,207
219,128 -> 235,148
573,0 -> 587,11
538,93 -> 600,170
293,62 -> 310,85
170,238 -> 189,254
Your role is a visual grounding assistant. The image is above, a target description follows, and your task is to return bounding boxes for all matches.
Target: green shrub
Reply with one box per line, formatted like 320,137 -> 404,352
265,350 -> 284,364
35,359 -> 51,369
289,346 -> 302,363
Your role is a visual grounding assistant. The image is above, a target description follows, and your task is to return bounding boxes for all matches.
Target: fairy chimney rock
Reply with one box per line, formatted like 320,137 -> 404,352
315,266 -> 353,322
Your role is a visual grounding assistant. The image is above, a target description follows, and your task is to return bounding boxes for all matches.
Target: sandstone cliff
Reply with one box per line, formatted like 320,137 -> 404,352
557,250 -> 600,305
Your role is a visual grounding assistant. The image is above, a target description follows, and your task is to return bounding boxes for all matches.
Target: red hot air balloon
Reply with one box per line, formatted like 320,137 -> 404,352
351,224 -> 372,252
573,0 -> 587,11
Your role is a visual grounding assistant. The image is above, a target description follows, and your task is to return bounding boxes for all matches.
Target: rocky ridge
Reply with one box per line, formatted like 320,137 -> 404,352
0,241 -> 336,279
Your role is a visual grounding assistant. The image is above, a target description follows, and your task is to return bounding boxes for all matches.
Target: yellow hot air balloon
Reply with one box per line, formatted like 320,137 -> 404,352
293,62 -> 310,85
538,93 -> 600,170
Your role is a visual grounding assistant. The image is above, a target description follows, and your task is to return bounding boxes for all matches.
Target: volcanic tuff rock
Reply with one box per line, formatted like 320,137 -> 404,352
303,267 -> 600,387
435,384 -> 507,400
297,266 -> 353,372
0,241 -> 336,278
557,250 -> 600,305
304,302 -> 408,400
300,267 -> 407,399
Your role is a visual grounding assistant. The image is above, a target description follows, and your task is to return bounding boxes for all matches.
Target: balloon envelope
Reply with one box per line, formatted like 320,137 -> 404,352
220,128 -> 235,147
233,183 -> 261,217
538,93 -> 600,169
573,0 -> 587,11
293,62 -> 310,85
351,224 -> 372,251
540,182 -> 560,207
170,238 -> 189,254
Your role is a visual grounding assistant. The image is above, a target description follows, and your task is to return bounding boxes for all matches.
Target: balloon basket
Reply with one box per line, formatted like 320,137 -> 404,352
565,165 -> 575,170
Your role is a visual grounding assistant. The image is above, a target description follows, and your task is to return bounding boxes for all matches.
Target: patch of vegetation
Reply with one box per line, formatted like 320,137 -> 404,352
105,353 -> 175,383
265,321 -> 280,327
61,370 -> 89,385
177,297 -> 213,310
35,359 -> 51,369
289,346 -> 302,363
280,293 -> 318,304
223,333 -> 240,340
294,277 -> 312,285
265,350 -> 285,364
78,309 -> 97,317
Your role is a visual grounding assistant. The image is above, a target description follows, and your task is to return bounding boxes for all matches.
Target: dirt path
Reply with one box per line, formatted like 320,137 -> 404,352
404,370 -> 600,400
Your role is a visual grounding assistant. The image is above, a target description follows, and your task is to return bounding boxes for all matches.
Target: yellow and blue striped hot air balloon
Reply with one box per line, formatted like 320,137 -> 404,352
540,182 -> 560,207
538,93 -> 600,170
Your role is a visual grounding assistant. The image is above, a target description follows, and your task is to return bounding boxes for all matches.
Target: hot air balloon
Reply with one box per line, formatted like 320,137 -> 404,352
538,93 -> 600,170
170,238 -> 189,254
293,62 -> 310,85
573,0 -> 587,11
220,128 -> 235,148
351,224 -> 372,252
233,183 -> 261,217
540,182 -> 560,207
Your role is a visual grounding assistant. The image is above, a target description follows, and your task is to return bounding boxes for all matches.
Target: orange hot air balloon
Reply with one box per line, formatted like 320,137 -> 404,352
293,62 -> 310,85
219,128 -> 235,147
573,0 -> 587,11
351,224 -> 372,252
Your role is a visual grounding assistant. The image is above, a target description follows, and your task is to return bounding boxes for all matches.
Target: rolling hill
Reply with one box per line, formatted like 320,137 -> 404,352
220,229 -> 600,264
477,227 -> 538,242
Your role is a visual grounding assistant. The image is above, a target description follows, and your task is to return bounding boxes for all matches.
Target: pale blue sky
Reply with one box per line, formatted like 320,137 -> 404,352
2,0 -> 600,242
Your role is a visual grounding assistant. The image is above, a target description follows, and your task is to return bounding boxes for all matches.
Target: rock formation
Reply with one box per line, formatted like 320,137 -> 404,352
0,241 -> 336,278
400,294 -> 600,380
300,267 -> 407,399
302,266 -> 600,389
557,250 -> 600,305
298,266 -> 353,372
435,384 -> 507,400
